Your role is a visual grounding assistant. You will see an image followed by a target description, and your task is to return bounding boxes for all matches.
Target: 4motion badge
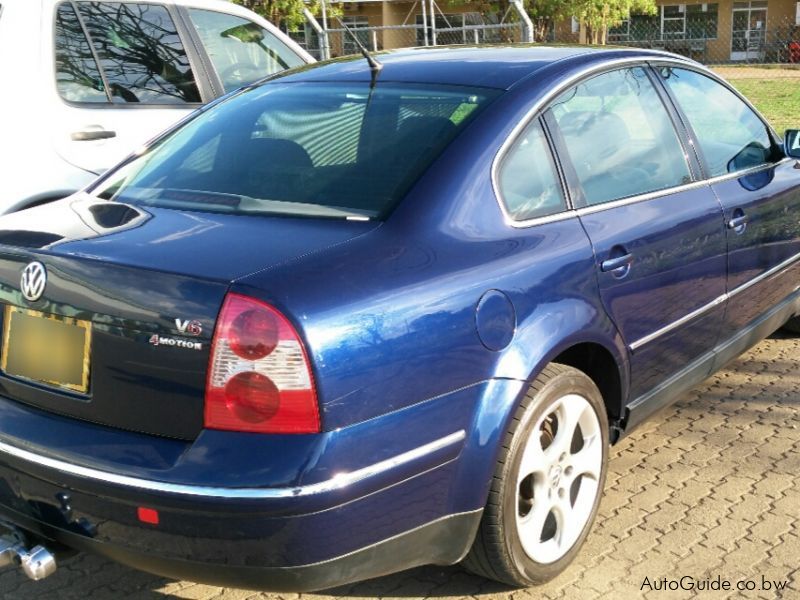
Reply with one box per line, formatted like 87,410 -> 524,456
149,335 -> 202,351
148,318 -> 204,350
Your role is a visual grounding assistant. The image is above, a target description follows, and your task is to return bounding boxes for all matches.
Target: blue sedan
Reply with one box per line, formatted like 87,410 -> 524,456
0,46 -> 798,590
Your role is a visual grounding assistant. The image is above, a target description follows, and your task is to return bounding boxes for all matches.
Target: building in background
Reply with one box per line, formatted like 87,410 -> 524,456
288,0 -> 799,63
601,0 -> 798,62
288,0 -> 524,57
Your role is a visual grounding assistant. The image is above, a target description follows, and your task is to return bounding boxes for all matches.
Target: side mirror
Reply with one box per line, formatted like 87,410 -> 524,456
785,129 -> 800,159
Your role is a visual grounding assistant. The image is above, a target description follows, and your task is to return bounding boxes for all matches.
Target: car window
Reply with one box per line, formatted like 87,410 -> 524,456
90,82 -> 500,219
659,67 -> 776,177
187,9 -> 304,93
74,2 -> 200,104
55,2 -> 109,102
498,121 -> 566,221
549,67 -> 691,207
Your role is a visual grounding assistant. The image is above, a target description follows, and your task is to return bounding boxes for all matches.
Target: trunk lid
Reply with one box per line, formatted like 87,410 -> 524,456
0,197 -> 377,439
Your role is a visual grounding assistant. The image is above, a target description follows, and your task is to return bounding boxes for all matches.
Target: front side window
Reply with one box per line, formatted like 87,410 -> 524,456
188,9 -> 304,93
549,67 -> 691,206
55,2 -> 108,102
498,121 -> 566,221
91,82 -> 499,219
659,67 -> 776,176
74,2 -> 200,104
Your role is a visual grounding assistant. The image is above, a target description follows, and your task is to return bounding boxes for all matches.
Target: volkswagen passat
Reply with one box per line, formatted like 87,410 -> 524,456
0,46 -> 798,590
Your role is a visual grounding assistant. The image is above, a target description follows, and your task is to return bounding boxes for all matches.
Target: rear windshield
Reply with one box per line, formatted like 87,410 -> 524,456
92,82 -> 500,219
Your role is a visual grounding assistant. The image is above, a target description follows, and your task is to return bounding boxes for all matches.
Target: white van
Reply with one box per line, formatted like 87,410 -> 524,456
0,0 -> 312,212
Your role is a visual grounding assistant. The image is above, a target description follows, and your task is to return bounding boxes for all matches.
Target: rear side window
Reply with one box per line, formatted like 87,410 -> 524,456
188,9 -> 304,93
659,67 -> 776,177
549,67 -> 691,206
54,1 -> 200,104
498,121 -> 566,221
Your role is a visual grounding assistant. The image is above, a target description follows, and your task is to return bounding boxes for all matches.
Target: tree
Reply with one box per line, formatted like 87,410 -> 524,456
572,0 -> 657,44
233,0 -> 341,32
522,0 -> 576,43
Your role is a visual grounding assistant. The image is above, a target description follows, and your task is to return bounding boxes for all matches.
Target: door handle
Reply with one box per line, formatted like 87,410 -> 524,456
71,129 -> 117,141
600,253 -> 634,273
727,212 -> 749,233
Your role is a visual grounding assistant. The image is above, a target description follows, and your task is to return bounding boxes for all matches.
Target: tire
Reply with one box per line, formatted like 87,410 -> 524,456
781,316 -> 800,335
462,363 -> 609,586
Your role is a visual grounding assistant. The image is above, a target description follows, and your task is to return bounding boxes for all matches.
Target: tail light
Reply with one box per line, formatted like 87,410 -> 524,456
205,293 -> 319,433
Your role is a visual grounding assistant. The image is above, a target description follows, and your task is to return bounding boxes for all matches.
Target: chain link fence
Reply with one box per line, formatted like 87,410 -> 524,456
290,5 -> 528,60
289,10 -> 799,73
608,16 -> 800,66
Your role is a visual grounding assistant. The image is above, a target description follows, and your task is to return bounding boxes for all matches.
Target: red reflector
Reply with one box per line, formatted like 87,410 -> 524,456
137,507 -> 159,525
224,371 -> 280,423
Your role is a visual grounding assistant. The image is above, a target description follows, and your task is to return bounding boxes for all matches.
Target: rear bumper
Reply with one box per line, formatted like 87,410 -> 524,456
0,500 -> 481,592
0,379 -> 525,589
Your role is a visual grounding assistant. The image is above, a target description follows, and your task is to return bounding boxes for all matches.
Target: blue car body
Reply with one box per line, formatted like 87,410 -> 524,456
0,46 -> 798,590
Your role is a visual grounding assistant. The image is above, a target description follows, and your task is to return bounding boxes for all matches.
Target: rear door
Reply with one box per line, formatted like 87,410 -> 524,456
656,66 -> 800,339
546,65 -> 727,401
46,0 -> 208,175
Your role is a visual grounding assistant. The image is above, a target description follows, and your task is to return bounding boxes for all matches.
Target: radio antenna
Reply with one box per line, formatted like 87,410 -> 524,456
336,18 -> 383,88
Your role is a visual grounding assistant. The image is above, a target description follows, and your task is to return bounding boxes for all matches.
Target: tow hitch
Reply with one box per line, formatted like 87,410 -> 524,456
0,524 -> 57,581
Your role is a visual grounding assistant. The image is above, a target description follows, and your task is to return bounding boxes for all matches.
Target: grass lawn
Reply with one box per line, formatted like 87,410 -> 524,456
724,76 -> 800,136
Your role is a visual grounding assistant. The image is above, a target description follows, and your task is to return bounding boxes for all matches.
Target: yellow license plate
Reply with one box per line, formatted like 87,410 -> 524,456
1,306 -> 91,393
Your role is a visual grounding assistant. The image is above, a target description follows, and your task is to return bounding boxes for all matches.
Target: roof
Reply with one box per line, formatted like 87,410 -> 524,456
272,45 -> 680,90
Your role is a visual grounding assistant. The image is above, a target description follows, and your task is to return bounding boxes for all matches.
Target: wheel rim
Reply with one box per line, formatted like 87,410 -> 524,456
515,393 -> 602,565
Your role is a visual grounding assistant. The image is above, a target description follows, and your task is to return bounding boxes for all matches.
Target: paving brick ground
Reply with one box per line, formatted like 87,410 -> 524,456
2,334 -> 798,599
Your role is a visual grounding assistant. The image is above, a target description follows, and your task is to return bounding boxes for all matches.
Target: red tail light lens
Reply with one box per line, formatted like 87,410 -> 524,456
205,293 -> 319,433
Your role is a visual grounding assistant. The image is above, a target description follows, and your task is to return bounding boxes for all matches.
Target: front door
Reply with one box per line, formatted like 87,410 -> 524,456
546,66 -> 727,401
731,3 -> 768,61
658,66 -> 800,341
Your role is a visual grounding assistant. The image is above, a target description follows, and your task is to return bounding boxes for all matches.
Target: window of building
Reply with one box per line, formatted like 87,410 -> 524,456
609,4 -> 718,42
340,16 -> 370,55
415,13 -> 483,45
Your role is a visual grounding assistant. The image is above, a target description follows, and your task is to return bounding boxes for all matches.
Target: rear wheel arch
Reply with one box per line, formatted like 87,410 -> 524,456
552,342 -> 625,425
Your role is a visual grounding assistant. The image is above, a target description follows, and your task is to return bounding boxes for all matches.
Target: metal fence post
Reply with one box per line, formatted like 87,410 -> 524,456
320,0 -> 331,60
510,0 -> 534,43
429,0 -> 437,45
421,0 -> 429,46
303,7 -> 329,60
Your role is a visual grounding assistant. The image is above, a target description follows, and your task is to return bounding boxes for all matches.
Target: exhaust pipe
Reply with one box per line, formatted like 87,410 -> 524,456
0,529 -> 57,581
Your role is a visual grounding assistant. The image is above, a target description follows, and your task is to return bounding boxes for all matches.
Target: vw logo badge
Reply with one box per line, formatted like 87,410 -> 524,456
20,262 -> 47,302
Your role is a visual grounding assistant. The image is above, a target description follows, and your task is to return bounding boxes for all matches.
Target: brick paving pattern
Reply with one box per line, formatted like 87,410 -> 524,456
2,334 -> 798,599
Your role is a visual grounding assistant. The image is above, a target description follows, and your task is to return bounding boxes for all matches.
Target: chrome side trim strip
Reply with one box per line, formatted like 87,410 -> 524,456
630,249 -> 800,351
704,158 -> 793,187
727,249 -> 800,300
0,430 -> 466,499
575,179 -> 709,217
629,294 -> 726,352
